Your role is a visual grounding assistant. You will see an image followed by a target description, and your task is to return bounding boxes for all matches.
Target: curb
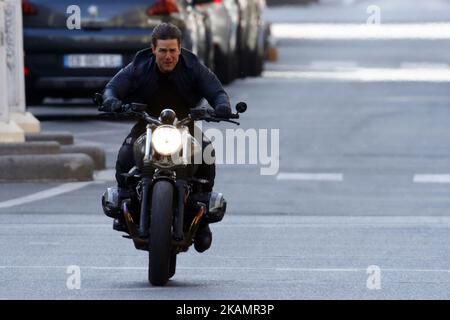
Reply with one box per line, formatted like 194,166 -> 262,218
0,141 -> 60,155
26,132 -> 74,145
60,145 -> 106,170
0,154 -> 94,182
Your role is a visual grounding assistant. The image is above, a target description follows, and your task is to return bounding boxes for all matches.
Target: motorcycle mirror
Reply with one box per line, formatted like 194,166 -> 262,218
93,92 -> 103,106
235,102 -> 247,113
131,103 -> 147,112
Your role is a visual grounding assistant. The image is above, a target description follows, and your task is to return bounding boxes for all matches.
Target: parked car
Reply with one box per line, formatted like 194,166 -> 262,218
22,0 -> 211,105
195,0 -> 265,83
194,0 -> 240,84
235,0 -> 266,77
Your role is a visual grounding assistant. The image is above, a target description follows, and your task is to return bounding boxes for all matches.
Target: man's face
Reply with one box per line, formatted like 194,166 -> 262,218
152,39 -> 181,73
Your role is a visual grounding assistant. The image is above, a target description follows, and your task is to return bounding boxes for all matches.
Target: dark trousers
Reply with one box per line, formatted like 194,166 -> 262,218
116,123 -> 216,192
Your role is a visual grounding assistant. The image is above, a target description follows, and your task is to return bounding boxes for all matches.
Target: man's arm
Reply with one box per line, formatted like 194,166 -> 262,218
195,62 -> 231,115
101,62 -> 135,111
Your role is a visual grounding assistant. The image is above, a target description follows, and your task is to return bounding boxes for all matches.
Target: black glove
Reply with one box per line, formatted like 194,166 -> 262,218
214,105 -> 232,118
99,97 -> 123,112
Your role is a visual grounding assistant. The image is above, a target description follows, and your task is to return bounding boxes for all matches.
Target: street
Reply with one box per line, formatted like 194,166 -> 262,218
1,0 -> 450,299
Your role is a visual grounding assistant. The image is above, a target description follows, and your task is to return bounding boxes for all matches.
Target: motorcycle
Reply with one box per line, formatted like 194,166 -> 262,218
94,93 -> 246,286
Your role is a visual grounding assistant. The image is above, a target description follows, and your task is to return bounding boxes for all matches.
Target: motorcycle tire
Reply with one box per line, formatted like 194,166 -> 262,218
168,252 -> 177,279
148,180 -> 174,286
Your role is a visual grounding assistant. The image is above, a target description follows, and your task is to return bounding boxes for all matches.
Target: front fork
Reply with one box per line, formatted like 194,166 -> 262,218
138,171 -> 188,242
138,176 -> 152,238
174,181 -> 187,241
132,173 -> 206,252
138,125 -> 153,238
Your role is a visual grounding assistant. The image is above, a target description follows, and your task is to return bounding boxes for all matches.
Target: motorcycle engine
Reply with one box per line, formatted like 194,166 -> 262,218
188,191 -> 227,223
101,187 -> 121,219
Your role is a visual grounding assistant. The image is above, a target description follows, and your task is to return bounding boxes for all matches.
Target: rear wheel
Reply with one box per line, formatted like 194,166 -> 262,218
148,180 -> 174,286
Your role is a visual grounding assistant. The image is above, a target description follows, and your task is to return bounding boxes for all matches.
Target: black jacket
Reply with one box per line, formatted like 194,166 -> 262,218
103,48 -> 230,111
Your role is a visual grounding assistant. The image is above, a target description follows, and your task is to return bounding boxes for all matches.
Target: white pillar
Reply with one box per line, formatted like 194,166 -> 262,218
5,0 -> 40,133
0,0 -> 6,122
0,0 -> 7,124
0,0 -> 24,143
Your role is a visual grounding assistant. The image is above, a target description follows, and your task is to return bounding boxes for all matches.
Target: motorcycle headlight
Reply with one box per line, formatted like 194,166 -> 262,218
151,125 -> 182,156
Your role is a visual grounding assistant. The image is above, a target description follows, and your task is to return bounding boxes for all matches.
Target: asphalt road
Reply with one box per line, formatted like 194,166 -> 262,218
1,0 -> 450,299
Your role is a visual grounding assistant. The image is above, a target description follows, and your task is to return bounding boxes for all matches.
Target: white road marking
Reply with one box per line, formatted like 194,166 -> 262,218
400,62 -> 450,69
272,23 -> 450,40
0,182 -> 94,209
0,224 -> 110,228
262,68 -> 450,83
0,265 -> 448,273
277,172 -> 343,182
0,222 -> 447,229
276,62 -> 450,71
414,174 -> 450,184
309,60 -> 359,69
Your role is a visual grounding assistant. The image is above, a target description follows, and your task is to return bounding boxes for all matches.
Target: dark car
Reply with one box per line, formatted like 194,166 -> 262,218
22,0 -> 211,105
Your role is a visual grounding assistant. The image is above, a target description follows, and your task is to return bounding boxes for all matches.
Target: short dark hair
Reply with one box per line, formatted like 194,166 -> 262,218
151,23 -> 182,48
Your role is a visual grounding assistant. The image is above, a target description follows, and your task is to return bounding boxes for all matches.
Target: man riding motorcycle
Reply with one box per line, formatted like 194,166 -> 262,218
99,23 -> 232,253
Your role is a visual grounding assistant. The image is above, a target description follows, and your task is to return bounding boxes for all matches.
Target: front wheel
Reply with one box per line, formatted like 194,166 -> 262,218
148,180 -> 174,286
168,252 -> 177,279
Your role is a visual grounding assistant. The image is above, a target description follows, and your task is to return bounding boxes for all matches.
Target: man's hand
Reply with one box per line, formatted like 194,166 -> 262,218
214,105 -> 232,118
99,97 -> 123,112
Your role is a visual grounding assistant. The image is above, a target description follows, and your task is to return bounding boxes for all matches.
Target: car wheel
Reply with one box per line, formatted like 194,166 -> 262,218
26,92 -> 44,106
214,46 -> 235,85
247,27 -> 265,77
247,50 -> 263,77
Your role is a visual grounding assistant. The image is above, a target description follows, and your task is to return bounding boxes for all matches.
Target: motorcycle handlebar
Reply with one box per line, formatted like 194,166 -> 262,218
184,109 -> 241,125
94,93 -> 246,124
97,100 -> 241,125
227,113 -> 240,119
